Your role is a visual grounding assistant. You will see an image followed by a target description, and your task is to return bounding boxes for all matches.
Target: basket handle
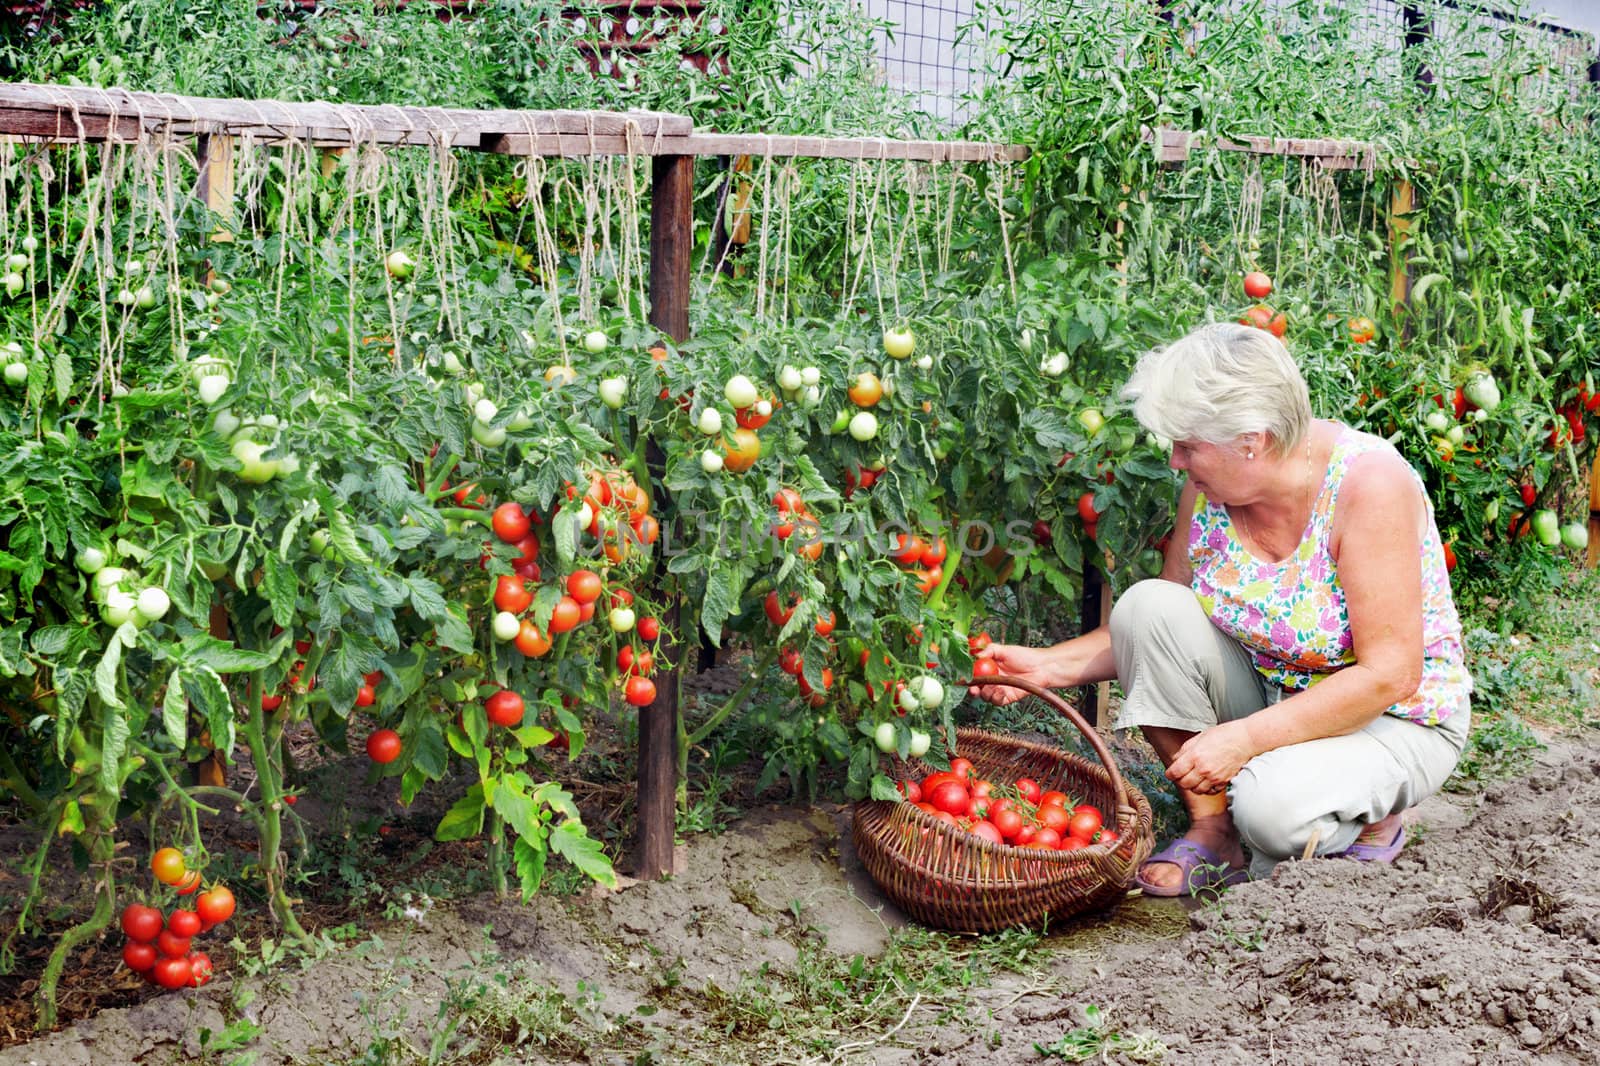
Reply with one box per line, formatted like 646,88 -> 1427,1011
974,674 -> 1134,818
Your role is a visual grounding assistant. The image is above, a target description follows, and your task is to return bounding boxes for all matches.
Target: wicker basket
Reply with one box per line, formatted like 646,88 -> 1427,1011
852,676 -> 1155,933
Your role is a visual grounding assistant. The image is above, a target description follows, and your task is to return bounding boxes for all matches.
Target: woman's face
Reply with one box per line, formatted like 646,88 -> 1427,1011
1169,437 -> 1254,503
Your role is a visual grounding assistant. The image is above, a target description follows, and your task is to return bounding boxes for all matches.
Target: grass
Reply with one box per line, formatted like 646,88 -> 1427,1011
1034,1003 -> 1168,1062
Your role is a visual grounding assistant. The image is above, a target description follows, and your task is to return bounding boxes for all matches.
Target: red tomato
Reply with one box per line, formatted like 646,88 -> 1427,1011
577,599 -> 596,624
814,610 -> 836,637
1098,829 -> 1121,846
1014,823 -> 1038,846
509,533 -> 540,567
948,757 -> 975,781
764,591 -> 796,627
1039,790 -> 1071,809
548,596 -> 582,634
121,904 -> 163,943
968,631 -> 992,654
494,575 -> 533,614
898,779 -> 923,803
1442,541 -> 1457,572
1058,836 -> 1087,852
195,886 -> 235,927
1068,806 -> 1104,841
1077,491 -> 1101,523
567,569 -> 603,604
122,939 -> 158,972
991,807 -> 1024,840
152,956 -> 192,990
778,646 -> 804,675
515,619 -> 552,658
174,870 -> 202,896
637,616 -> 661,641
1520,482 -> 1537,507
912,566 -> 942,595
485,689 -> 525,728
624,676 -> 656,706
1034,827 -> 1063,849
1039,805 -> 1071,834
156,929 -> 191,959
167,909 -> 202,939
261,692 -> 283,711
891,534 -> 928,567
1015,777 -> 1042,805
971,820 -> 1003,845
364,670 -> 384,686
354,683 -> 376,708
491,502 -> 530,544
1242,271 -> 1272,299
366,728 -> 402,764
971,659 -> 999,679
920,536 -> 948,567
920,772 -> 961,794
187,952 -> 214,987
928,780 -> 971,816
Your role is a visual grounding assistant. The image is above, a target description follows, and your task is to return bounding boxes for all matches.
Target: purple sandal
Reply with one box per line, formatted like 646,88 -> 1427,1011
1133,838 -> 1250,898
1334,818 -> 1406,863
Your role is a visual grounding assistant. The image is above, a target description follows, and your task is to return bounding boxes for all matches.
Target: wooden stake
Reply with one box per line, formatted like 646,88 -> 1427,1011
196,134 -> 234,244
1389,178 -> 1414,330
634,153 -> 695,880
1587,448 -> 1599,569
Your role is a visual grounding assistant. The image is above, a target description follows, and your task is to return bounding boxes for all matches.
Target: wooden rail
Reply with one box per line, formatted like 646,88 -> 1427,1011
1144,125 -> 1379,171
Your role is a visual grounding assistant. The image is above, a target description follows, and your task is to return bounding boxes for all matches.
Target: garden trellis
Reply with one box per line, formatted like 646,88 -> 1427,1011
0,80 -> 1027,887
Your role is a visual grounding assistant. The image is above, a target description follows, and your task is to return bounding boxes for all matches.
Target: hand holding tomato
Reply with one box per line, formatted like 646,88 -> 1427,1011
966,643 -> 1068,705
1163,720 -> 1257,795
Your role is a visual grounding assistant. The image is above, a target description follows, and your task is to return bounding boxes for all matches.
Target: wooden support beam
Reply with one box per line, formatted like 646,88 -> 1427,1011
1389,178 -> 1415,329
634,152 -> 695,880
196,134 -> 234,243
1588,448 -> 1600,569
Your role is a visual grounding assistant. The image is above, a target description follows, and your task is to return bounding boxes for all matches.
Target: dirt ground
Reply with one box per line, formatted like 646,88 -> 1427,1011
1,722 -> 1596,1065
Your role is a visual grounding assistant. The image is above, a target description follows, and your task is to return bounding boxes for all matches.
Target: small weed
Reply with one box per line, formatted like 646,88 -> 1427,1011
1034,1004 -> 1168,1062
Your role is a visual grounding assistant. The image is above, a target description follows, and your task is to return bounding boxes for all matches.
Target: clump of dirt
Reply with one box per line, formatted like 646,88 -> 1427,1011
2,739 -> 1598,1064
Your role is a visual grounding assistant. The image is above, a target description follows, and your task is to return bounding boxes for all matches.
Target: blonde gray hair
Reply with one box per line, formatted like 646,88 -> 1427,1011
1120,323 -> 1311,456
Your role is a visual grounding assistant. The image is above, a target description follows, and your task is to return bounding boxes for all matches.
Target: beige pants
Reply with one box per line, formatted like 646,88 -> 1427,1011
1108,579 -> 1469,879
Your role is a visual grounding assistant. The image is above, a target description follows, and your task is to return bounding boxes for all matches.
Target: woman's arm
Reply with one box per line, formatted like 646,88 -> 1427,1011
1164,451 -> 1427,794
972,479 -> 1199,703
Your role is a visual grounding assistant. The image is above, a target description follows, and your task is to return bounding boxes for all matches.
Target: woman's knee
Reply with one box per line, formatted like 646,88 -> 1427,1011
1229,769 -> 1311,860
1109,579 -> 1203,645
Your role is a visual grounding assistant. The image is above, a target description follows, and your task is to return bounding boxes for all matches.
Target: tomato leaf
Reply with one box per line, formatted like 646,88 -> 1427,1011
28,625 -> 72,657
161,668 -> 187,749
182,664 -> 234,758
513,835 -> 548,901
548,819 -> 616,889
435,784 -> 486,841
700,558 -> 752,648
54,666 -> 88,762
181,635 -> 277,675
98,698 -> 131,796
0,621 -> 31,679
51,348 -> 72,406
530,779 -> 580,821
93,630 -> 127,710
262,554 -> 298,631
488,774 -> 542,842
869,774 -> 903,802
409,721 -> 449,780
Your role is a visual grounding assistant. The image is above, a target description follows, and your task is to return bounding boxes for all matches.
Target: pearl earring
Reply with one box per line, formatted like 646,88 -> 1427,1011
1246,450 -> 1255,460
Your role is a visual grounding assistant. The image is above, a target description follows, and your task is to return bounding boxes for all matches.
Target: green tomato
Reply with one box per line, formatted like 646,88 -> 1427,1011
848,411 -> 879,442
385,250 -> 416,278
697,407 -> 723,436
599,377 -> 628,409
471,419 -> 507,448
197,374 -> 230,406
93,566 -> 129,599
309,529 -> 334,559
1077,407 -> 1105,437
76,547 -> 107,574
609,607 -> 636,633
1560,522 -> 1589,551
231,438 -> 280,484
3,362 -> 26,386
100,589 -> 136,627
1531,509 -> 1561,548
135,586 -> 171,622
492,611 -> 521,641
908,729 -> 931,758
582,330 -> 608,354
883,327 -> 915,360
724,374 -> 759,408
873,721 -> 897,754
829,409 -> 850,434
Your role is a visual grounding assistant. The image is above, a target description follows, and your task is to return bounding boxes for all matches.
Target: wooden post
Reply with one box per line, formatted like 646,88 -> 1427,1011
635,153 -> 694,879
1588,448 -> 1600,569
1389,178 -> 1414,331
195,134 -> 234,244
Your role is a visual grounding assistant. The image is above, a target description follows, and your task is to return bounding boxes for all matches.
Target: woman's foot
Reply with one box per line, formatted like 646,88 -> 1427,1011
1136,813 -> 1248,894
1335,812 -> 1406,863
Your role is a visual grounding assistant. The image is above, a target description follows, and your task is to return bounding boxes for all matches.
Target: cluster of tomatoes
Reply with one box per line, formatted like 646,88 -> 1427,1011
118,848 -> 235,990
898,758 -> 1118,852
888,530 -> 948,597
770,486 -> 823,562
767,590 -> 836,706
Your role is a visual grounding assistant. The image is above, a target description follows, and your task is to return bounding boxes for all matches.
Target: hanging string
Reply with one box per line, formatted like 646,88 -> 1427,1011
987,158 -> 1018,304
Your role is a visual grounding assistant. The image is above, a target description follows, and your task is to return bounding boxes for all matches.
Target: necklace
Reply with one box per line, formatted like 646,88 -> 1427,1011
1234,429 -> 1316,559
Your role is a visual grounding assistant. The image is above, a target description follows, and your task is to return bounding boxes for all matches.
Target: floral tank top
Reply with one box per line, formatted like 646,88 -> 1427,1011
1190,425 -> 1471,726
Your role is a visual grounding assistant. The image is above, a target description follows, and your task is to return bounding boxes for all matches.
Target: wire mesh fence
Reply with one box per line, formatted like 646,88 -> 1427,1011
862,0 -> 1599,127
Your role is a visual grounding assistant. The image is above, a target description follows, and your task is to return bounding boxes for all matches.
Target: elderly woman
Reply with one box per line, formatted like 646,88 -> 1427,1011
977,322 -> 1471,896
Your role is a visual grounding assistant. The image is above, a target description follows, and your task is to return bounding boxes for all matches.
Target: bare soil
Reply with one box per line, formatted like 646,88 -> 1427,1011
1,724 -> 1596,1065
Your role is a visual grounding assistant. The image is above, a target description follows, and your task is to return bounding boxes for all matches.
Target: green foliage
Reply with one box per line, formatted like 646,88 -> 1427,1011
1034,1003 -> 1168,1062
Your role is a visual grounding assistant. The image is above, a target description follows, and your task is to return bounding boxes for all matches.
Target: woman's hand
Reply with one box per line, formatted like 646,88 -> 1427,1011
1164,720 -> 1258,795
967,643 -> 1069,706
